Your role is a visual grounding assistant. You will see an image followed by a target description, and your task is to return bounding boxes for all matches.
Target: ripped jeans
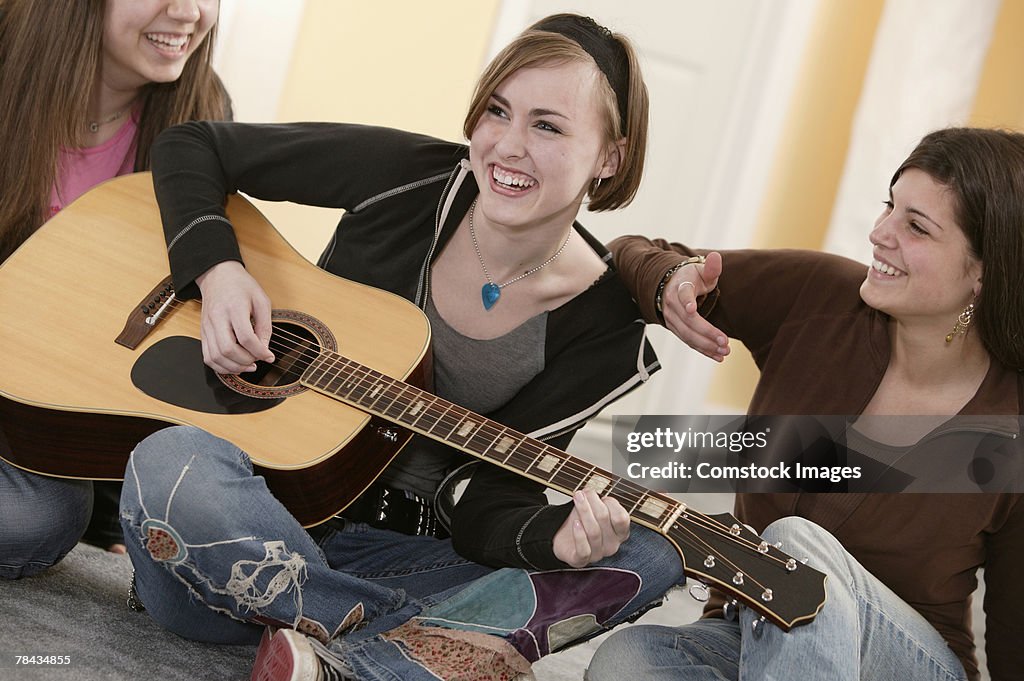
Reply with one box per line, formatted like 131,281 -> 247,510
121,426 -> 684,680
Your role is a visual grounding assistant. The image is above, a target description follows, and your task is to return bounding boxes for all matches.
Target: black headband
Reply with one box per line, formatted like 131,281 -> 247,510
533,14 -> 629,136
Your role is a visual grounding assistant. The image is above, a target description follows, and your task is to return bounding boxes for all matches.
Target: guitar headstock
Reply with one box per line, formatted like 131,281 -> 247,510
667,511 -> 827,630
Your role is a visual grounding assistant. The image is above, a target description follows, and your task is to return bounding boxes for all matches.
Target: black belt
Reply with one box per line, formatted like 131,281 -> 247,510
338,481 -> 448,539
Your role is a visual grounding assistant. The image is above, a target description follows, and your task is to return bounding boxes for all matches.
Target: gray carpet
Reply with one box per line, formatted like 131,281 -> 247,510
0,541 -> 702,681
0,544 -> 253,680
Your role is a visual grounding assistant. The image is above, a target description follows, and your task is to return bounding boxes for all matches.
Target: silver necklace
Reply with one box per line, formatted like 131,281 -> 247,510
87,108 -> 129,133
468,198 -> 572,310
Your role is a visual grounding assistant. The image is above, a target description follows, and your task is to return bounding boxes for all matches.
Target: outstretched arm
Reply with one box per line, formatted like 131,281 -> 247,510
657,252 -> 729,362
610,234 -> 729,361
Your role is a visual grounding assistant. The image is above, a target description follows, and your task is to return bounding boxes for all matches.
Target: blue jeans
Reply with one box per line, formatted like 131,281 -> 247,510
587,517 -> 968,681
0,457 -> 92,579
121,426 -> 683,680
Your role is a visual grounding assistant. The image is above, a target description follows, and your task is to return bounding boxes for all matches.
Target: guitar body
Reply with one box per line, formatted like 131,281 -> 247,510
0,173 -> 431,526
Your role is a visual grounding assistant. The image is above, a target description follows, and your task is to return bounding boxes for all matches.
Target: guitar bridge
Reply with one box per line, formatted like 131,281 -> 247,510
116,276 -> 175,349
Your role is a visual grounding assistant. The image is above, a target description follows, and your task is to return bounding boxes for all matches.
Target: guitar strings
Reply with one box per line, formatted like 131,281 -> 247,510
283,320 -> 791,603
308,347 -> 795,578
157,315 -> 793,617
161,303 -> 781,559
175,312 -> 800,601
306,350 -> 794,610
316,319 -> 792,596
154,300 -> 325,381
182,305 -> 792,572
155,301 -> 795,572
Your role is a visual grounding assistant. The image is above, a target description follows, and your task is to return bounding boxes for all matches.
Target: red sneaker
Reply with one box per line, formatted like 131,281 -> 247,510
251,628 -> 354,681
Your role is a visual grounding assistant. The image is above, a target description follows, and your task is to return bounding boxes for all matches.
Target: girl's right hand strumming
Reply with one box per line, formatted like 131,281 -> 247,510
195,261 -> 275,374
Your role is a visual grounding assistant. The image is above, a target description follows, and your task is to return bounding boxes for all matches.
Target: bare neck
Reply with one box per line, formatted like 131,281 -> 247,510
862,317 -> 991,420
887,318 -> 989,385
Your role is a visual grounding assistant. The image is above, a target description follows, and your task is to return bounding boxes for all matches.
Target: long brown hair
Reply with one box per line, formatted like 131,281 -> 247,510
0,0 -> 228,263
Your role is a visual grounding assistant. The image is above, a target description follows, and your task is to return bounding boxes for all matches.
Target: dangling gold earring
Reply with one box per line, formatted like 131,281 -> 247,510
945,302 -> 975,343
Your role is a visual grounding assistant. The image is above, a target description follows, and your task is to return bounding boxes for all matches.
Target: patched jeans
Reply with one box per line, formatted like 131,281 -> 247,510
587,516 -> 968,681
121,426 -> 684,680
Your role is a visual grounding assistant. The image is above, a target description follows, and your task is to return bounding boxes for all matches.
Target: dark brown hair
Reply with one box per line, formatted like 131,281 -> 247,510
893,127 -> 1024,370
0,0 -> 229,263
463,14 -> 648,212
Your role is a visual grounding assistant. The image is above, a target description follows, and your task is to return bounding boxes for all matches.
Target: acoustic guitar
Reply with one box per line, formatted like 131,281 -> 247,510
0,173 -> 826,631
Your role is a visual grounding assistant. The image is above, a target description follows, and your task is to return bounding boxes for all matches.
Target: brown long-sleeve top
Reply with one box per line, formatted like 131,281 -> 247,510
610,236 -> 1024,681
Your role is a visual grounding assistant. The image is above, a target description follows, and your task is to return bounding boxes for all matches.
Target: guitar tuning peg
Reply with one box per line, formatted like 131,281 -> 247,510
688,582 -> 710,603
751,615 -> 767,639
773,541 -> 783,549
723,599 -> 738,621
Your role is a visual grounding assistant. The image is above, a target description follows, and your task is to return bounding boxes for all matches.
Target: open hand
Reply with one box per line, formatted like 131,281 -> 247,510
661,252 -> 730,362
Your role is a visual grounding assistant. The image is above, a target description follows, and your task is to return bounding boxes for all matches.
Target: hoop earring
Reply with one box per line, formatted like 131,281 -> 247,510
945,302 -> 975,343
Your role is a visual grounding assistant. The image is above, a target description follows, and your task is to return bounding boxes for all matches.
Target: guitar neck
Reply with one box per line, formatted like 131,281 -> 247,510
301,349 -> 681,532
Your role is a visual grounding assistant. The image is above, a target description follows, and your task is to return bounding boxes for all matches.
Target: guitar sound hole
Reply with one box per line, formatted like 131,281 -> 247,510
218,310 -> 336,400
240,321 -> 320,389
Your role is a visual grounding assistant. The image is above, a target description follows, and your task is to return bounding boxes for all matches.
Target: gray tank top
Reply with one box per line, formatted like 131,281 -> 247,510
379,295 -> 547,497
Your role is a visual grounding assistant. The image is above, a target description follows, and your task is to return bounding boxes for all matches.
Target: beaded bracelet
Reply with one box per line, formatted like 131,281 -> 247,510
654,255 -> 706,321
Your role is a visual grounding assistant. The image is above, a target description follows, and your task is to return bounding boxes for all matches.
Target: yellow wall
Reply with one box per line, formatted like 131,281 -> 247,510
707,0 -> 886,410
970,0 -> 1024,128
276,1 -> 499,138
253,0 -> 501,261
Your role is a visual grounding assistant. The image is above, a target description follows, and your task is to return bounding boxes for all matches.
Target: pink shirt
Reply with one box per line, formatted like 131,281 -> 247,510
49,109 -> 140,218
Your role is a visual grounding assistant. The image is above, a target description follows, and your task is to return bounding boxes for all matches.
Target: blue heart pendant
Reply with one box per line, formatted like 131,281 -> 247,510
482,283 -> 501,310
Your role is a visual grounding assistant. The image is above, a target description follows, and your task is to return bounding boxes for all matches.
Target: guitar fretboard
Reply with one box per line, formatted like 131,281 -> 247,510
301,349 -> 685,531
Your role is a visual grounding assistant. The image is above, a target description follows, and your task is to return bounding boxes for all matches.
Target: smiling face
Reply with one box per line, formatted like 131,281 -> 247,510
860,168 -> 983,326
101,0 -> 218,90
468,59 -> 620,234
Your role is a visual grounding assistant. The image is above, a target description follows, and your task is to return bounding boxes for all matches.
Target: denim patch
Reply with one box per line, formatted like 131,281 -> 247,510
418,568 -> 535,633
141,518 -> 187,564
417,566 -> 642,662
330,602 -> 365,639
382,621 -> 531,681
519,567 -> 641,657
